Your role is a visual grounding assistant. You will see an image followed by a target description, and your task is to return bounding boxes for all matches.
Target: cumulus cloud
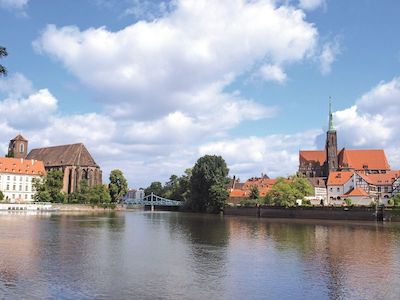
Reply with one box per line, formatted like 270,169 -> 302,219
34,0 -> 318,118
334,77 -> 400,169
0,0 -> 28,13
298,0 -> 326,11
319,38 -> 341,75
199,130 -> 321,179
259,64 -> 287,83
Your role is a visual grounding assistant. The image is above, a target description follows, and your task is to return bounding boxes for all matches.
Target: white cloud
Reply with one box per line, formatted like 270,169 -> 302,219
0,73 -> 33,97
334,77 -> 400,169
0,0 -> 28,12
298,0 -> 326,11
34,0 -> 318,119
199,130 -> 321,179
0,88 -> 57,129
259,64 -> 287,83
319,39 -> 341,75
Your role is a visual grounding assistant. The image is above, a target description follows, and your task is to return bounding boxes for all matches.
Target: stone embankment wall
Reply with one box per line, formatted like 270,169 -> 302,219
224,206 -> 380,221
52,204 -> 126,211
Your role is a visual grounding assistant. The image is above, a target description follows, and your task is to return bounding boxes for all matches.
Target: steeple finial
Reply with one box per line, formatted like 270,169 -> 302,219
328,97 -> 335,132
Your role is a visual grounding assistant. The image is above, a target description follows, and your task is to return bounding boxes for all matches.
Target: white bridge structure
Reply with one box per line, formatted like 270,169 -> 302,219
124,192 -> 183,207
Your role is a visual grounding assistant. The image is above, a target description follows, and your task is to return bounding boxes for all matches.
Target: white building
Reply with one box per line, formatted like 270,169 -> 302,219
123,188 -> 145,201
0,158 -> 45,203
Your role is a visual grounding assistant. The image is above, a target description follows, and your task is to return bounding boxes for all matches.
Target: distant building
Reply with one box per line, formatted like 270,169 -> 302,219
123,188 -> 144,201
0,157 -> 45,202
26,143 -> 102,194
7,134 -> 28,159
228,174 -> 276,204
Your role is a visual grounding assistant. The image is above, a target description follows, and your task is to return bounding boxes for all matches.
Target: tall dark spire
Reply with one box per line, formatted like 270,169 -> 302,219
325,98 -> 338,176
328,98 -> 335,132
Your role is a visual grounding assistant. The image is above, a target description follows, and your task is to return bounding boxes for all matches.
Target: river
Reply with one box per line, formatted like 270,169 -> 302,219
0,211 -> 399,299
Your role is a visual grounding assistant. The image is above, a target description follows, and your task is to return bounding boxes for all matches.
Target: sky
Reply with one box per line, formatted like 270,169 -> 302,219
0,0 -> 399,188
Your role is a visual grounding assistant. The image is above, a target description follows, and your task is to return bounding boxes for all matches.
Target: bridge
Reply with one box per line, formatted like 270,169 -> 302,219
124,193 -> 183,208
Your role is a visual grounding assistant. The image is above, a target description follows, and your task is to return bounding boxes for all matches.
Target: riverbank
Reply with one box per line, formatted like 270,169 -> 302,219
224,205 -> 400,222
51,203 -> 143,211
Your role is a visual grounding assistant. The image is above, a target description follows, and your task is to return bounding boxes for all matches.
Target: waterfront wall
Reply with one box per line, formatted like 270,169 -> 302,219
52,204 -> 126,211
224,206 -> 379,221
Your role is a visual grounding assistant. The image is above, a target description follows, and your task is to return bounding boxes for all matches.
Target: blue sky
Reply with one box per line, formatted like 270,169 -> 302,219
1,0 -> 399,187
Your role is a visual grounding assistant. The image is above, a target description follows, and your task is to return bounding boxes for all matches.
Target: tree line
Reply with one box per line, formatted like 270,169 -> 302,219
33,169 -> 128,205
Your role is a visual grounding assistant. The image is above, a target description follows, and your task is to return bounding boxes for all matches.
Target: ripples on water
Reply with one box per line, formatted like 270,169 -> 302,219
0,211 -> 399,299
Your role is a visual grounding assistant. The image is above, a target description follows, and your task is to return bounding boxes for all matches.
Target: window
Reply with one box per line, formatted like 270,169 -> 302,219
19,185 -> 22,191
7,176 -> 10,180
330,188 -> 333,192
337,188 -> 340,192
6,184 -> 9,190
12,194 -> 15,199
25,186 -> 28,191
19,143 -> 24,153
20,176 -> 22,181
12,185 -> 16,191
377,187 -> 381,192
13,176 -> 16,181
24,194 -> 27,199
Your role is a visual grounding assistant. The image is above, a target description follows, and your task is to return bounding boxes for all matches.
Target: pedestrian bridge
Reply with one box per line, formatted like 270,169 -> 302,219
124,193 -> 183,207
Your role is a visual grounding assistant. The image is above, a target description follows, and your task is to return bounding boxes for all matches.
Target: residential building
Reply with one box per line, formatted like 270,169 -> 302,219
228,175 -> 276,204
0,157 -> 45,202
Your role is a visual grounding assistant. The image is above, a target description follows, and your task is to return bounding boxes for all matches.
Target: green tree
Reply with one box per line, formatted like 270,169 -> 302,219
392,193 -> 400,206
344,198 -> 352,206
144,181 -> 164,196
0,46 -> 7,76
0,191 -> 4,201
263,175 -> 313,207
109,169 -> 128,202
189,155 -> 229,213
87,185 -> 111,205
249,185 -> 259,200
33,169 -> 66,203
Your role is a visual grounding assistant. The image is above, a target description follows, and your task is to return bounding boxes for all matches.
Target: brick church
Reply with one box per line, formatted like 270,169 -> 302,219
299,103 -> 390,178
8,135 -> 102,194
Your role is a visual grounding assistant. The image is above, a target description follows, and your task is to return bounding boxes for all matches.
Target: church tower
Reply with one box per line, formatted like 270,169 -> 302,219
325,101 -> 338,175
8,134 -> 28,158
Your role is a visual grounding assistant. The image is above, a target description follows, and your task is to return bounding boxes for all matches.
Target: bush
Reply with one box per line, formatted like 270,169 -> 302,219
344,198 -> 352,206
239,198 -> 260,207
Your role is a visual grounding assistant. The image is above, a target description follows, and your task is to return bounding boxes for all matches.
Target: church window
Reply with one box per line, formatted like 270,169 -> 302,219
20,144 -> 24,153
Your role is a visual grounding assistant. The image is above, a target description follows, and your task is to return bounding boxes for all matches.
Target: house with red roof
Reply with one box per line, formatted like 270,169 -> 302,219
0,157 -> 45,202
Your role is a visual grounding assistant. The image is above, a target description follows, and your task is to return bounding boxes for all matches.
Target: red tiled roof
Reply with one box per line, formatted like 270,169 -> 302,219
327,171 -> 354,185
299,150 -> 326,165
338,149 -> 390,171
357,171 -> 399,185
229,189 -> 247,198
243,178 -> 277,196
343,187 -> 369,197
0,157 -> 45,176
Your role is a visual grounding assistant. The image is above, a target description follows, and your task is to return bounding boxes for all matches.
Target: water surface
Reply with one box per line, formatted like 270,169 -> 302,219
0,211 -> 399,299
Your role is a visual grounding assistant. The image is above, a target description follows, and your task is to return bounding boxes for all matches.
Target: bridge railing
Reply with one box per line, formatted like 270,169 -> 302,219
124,193 -> 183,206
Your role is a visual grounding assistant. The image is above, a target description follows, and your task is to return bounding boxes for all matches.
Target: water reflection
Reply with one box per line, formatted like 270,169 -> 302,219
0,212 -> 399,299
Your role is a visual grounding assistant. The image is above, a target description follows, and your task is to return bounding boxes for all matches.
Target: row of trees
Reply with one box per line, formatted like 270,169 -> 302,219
33,169 -> 128,204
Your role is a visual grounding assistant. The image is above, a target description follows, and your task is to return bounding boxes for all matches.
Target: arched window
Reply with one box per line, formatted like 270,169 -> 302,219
20,143 -> 24,153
